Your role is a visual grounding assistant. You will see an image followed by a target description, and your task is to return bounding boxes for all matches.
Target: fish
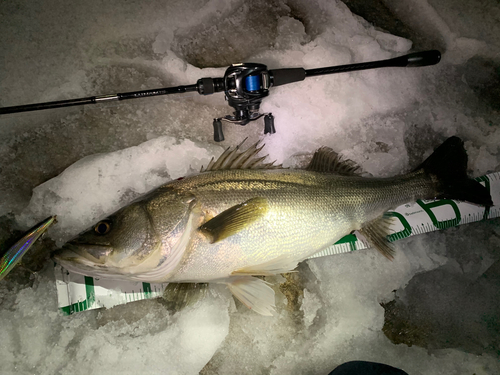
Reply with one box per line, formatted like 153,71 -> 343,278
0,216 -> 57,281
53,137 -> 492,315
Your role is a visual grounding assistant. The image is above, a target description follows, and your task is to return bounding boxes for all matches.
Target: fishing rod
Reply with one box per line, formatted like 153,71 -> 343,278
0,50 -> 441,141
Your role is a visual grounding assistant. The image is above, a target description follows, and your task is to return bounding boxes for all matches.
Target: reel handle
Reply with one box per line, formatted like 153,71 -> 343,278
213,119 -> 224,142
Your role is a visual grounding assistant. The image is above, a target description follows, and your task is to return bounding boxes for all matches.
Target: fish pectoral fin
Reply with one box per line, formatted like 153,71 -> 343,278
306,147 -> 362,176
358,215 -> 396,260
198,197 -> 269,243
225,276 -> 276,316
162,282 -> 209,311
232,254 -> 299,276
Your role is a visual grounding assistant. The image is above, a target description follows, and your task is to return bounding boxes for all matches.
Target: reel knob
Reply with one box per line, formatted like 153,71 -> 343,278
213,119 -> 224,142
264,114 -> 275,134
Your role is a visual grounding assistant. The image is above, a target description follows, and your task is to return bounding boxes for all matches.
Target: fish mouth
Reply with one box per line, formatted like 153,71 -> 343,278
52,242 -> 161,281
54,242 -> 113,265
53,239 -> 170,283
52,242 -> 119,278
52,242 -> 135,280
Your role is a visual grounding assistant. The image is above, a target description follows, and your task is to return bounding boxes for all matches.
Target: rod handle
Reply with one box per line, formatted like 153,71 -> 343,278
269,68 -> 306,87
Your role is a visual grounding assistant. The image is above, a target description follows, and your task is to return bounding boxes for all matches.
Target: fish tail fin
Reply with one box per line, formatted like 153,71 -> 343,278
418,136 -> 492,206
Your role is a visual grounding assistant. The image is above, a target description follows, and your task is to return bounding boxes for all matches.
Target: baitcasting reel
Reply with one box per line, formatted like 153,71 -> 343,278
199,63 -> 274,142
0,50 -> 442,142
196,62 -> 308,141
214,63 -> 274,142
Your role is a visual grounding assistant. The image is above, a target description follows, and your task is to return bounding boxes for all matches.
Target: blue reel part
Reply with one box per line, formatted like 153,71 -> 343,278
245,74 -> 261,92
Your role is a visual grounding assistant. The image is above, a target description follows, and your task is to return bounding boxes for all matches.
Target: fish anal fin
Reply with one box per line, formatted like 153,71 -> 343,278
198,197 -> 269,243
232,254 -> 299,276
225,276 -> 276,316
358,215 -> 396,260
306,147 -> 362,176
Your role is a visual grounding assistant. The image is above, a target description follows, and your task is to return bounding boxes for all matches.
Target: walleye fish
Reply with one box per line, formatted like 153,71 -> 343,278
54,137 -> 492,315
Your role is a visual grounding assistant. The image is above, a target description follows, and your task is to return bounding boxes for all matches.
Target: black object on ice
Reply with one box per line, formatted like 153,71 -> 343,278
328,361 -> 409,375
0,50 -> 441,142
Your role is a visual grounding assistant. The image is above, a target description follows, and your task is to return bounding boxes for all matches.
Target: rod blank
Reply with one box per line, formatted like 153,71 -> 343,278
0,51 -> 441,116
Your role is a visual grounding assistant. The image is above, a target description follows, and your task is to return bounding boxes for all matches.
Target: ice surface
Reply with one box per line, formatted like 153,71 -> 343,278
1,0 -> 500,374
0,269 -> 230,375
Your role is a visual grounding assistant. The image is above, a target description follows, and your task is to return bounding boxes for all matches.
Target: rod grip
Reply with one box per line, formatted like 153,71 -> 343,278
269,68 -> 306,87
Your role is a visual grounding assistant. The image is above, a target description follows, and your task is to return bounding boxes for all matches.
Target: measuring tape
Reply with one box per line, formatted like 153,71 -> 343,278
55,172 -> 500,314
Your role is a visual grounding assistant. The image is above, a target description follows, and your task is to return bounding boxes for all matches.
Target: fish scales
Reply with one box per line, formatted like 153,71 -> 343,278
160,168 -> 434,282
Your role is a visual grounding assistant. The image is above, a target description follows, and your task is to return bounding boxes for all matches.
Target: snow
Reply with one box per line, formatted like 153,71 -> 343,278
1,0 -> 499,374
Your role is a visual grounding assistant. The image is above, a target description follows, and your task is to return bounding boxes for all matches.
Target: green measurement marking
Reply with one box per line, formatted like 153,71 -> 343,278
417,199 -> 461,230
85,276 -> 95,307
386,212 -> 412,242
60,276 -> 95,315
335,233 -> 357,252
143,283 -> 152,298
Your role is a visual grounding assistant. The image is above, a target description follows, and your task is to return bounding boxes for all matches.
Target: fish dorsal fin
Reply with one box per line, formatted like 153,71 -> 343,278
306,147 -> 362,176
201,139 -> 283,172
198,197 -> 269,243
358,215 -> 396,260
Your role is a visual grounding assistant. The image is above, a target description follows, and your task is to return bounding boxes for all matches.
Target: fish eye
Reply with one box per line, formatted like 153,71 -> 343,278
94,221 -> 112,235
